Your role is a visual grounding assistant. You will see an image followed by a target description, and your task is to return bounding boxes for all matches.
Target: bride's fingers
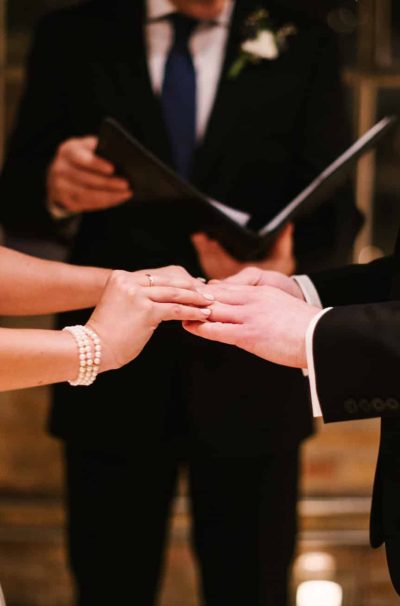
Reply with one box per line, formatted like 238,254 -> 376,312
137,275 -> 197,290
206,301 -> 244,324
144,286 -> 214,307
134,270 -> 200,291
153,303 -> 212,323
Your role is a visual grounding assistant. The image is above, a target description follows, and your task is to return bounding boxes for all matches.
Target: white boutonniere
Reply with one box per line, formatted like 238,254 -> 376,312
229,8 -> 297,79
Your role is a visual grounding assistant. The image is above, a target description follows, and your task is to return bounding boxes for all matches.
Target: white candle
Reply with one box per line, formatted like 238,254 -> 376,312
296,580 -> 343,606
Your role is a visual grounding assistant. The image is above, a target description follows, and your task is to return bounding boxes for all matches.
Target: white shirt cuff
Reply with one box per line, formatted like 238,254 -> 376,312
306,307 -> 333,417
293,274 -> 323,308
293,275 -> 323,378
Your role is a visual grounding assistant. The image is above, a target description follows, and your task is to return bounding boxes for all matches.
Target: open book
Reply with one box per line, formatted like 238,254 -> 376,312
96,115 -> 397,261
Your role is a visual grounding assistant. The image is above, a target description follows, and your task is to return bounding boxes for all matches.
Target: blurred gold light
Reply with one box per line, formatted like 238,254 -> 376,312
295,551 -> 336,578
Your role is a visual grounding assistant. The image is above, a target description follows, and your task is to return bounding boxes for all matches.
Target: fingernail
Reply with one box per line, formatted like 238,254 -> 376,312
201,308 -> 212,316
197,289 -> 215,301
197,277 -> 207,283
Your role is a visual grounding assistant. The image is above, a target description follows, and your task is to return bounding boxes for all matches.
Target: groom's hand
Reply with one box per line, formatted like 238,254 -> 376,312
183,283 -> 320,368
221,267 -> 305,300
191,223 -> 295,280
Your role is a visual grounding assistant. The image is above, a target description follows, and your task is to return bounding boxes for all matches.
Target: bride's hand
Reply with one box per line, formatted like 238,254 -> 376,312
86,269 -> 213,371
131,265 -> 206,289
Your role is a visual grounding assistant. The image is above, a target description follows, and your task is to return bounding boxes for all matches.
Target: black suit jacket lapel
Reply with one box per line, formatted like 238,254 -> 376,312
109,0 -> 172,163
192,0 -> 262,185
192,1 -> 247,184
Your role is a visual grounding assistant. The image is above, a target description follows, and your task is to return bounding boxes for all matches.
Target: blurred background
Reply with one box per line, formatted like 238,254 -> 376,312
1,1 -> 400,605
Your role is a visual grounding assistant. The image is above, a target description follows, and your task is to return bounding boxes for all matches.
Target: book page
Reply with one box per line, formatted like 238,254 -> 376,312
208,199 -> 251,227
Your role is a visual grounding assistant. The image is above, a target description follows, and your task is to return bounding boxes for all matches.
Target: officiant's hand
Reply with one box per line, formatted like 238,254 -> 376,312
191,223 -> 295,280
183,283 -> 319,369
86,269 -> 213,371
47,136 -> 133,212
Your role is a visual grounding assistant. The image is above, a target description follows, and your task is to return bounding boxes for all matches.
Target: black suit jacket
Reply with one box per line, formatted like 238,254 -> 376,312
0,0 -> 361,455
310,243 -> 400,594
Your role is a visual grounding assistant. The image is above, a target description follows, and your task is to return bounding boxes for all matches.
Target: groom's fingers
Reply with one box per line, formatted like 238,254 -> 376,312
200,284 -> 253,305
222,267 -> 264,286
183,320 -> 238,345
145,286 -> 212,307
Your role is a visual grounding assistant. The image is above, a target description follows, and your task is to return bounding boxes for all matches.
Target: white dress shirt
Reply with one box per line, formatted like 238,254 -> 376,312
293,275 -> 333,417
146,0 -> 234,140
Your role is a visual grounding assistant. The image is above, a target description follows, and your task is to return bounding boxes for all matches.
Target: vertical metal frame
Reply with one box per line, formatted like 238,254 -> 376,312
0,0 -> 6,167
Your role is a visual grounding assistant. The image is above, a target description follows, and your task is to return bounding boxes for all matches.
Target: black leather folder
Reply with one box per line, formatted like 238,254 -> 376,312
96,115 -> 397,261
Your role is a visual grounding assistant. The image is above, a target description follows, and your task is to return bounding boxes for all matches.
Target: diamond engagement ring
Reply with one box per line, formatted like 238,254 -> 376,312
145,273 -> 155,287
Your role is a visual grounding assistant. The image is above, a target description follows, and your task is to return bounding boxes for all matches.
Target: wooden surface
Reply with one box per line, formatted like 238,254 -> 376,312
0,492 -> 397,606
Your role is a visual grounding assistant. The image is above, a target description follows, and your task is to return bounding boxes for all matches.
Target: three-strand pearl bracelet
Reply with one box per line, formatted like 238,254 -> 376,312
63,325 -> 102,386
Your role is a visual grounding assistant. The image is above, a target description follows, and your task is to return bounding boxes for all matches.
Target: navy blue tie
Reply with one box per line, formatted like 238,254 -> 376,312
161,14 -> 198,179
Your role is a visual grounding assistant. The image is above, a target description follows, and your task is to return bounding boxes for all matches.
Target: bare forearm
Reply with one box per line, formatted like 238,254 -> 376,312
0,327 -> 79,391
0,246 -> 111,315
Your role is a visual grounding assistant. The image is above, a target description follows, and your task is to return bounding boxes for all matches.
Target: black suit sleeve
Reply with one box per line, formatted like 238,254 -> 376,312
310,255 -> 395,307
312,302 -> 400,423
291,26 -> 363,272
0,14 -> 70,238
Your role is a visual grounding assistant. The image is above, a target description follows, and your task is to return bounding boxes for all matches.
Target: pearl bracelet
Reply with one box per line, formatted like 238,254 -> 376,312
63,325 -> 102,386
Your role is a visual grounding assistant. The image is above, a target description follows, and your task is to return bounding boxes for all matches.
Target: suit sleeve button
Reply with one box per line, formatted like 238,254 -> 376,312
359,398 -> 372,413
387,398 -> 400,411
344,398 -> 358,414
372,398 -> 385,412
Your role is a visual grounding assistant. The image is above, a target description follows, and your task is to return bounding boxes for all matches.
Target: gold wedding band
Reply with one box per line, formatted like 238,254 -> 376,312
145,273 -> 155,287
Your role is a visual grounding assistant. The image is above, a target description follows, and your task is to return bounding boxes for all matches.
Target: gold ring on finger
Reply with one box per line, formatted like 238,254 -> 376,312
145,273 -> 155,287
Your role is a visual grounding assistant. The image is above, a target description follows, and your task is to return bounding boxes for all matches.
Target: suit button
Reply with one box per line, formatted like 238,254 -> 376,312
344,398 -> 358,414
359,398 -> 372,413
372,398 -> 385,412
387,398 -> 400,411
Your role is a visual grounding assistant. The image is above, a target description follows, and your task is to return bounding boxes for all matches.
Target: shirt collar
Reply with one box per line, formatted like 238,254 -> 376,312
146,0 -> 234,26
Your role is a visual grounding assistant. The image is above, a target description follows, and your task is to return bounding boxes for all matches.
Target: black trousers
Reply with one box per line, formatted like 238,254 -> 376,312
64,444 -> 300,606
